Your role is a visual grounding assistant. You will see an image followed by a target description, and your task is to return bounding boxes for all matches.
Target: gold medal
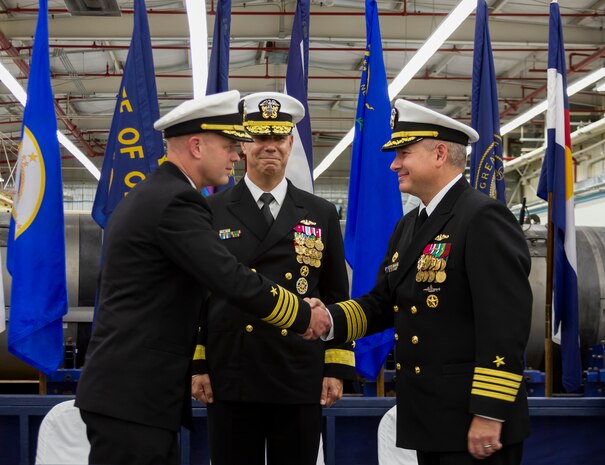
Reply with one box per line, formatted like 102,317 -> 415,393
305,237 -> 316,249
315,239 -> 324,251
303,256 -> 311,264
421,271 -> 429,282
300,265 -> 310,277
440,259 -> 447,271
314,259 -> 321,268
416,271 -> 423,282
435,270 -> 447,283
427,270 -> 435,282
296,277 -> 309,294
296,255 -> 304,264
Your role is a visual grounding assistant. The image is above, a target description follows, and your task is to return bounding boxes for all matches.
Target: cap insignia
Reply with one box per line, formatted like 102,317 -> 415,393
390,108 -> 398,130
259,98 -> 281,119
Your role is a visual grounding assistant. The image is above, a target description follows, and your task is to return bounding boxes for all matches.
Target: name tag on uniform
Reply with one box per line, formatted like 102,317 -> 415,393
219,229 -> 241,240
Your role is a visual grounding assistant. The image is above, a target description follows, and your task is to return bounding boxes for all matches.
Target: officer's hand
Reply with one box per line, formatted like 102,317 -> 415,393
467,415 -> 503,459
320,377 -> 343,407
191,374 -> 214,404
303,298 -> 331,340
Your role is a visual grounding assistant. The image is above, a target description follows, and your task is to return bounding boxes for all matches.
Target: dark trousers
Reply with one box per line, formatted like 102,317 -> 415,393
417,442 -> 524,465
80,409 -> 179,465
207,400 -> 322,465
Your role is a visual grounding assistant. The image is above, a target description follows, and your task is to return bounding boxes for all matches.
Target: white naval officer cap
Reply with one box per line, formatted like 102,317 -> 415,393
240,92 -> 305,136
154,90 -> 252,141
381,99 -> 479,151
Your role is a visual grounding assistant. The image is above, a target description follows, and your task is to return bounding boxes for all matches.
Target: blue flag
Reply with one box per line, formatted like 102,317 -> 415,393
207,0 -> 233,194
206,0 -> 231,95
537,1 -> 582,392
284,0 -> 314,193
346,0 -> 403,380
92,0 -> 163,228
470,0 -> 505,202
6,0 -> 68,375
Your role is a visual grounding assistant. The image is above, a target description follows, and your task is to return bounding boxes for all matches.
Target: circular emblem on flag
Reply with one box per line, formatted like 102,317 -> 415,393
13,125 -> 46,239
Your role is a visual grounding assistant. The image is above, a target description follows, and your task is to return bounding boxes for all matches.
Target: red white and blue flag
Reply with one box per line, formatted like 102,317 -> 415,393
537,0 -> 582,392
284,0 -> 313,193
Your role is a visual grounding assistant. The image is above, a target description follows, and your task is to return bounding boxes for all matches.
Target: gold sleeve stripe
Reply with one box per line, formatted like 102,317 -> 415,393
340,301 -> 358,339
472,381 -> 518,396
471,388 -> 516,403
475,367 -> 523,382
193,345 -> 206,361
352,300 -> 367,338
262,285 -> 299,328
473,374 -> 520,389
325,349 -> 356,367
272,290 -> 293,327
339,301 -> 358,341
337,300 -> 367,341
281,291 -> 299,329
264,287 -> 286,323
336,302 -> 353,342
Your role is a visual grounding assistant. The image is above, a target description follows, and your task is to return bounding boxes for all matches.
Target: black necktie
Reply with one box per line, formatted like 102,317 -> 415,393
414,209 -> 428,235
259,192 -> 275,226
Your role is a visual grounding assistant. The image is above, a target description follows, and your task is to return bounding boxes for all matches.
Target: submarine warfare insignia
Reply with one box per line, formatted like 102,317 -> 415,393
416,243 -> 451,283
294,223 -> 323,268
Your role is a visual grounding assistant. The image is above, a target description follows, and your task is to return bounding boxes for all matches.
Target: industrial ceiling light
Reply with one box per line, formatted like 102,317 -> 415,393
314,0 -> 476,179
63,0 -> 121,17
0,62 -> 101,180
500,67 -> 605,136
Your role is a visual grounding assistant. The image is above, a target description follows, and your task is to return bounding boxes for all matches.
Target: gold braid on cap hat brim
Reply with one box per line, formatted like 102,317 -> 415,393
391,130 -> 439,139
244,120 -> 294,135
200,123 -> 246,131
200,123 -> 249,139
382,130 -> 440,149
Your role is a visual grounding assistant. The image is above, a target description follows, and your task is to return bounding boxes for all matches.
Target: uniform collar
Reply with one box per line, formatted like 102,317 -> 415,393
420,173 -> 462,216
244,173 -> 288,207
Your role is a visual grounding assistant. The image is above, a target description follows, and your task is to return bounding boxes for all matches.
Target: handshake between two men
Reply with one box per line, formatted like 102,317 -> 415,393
302,297 -> 331,341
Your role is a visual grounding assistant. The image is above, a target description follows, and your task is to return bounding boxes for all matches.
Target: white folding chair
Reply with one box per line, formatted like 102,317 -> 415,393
35,399 -> 90,464
377,406 -> 418,465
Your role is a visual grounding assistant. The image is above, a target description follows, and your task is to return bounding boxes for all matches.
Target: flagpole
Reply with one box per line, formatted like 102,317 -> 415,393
544,192 -> 554,397
376,367 -> 385,397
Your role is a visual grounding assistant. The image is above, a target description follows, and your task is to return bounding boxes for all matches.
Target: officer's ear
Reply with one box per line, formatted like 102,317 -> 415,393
239,141 -> 249,159
434,141 -> 448,165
